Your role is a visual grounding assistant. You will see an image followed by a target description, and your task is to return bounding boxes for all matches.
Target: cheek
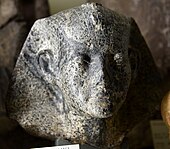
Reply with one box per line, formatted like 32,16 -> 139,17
116,63 -> 131,100
63,60 -> 88,98
122,63 -> 131,88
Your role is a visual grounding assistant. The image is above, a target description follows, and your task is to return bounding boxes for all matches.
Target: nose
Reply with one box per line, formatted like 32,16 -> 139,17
89,54 -> 110,90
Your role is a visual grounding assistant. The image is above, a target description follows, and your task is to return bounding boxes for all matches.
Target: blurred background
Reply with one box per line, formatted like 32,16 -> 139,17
0,0 -> 170,149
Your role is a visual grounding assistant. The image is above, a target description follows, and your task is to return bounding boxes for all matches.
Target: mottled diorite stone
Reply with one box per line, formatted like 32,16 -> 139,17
6,3 -> 162,149
89,0 -> 170,77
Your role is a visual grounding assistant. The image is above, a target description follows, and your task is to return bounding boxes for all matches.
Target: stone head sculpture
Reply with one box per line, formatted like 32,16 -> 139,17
6,3 -> 162,149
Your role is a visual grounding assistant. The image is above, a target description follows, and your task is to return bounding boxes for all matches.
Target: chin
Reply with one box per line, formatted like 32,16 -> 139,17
85,101 -> 114,118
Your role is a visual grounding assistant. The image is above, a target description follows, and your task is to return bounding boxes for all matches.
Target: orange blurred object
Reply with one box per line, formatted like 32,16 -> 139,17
161,91 -> 170,137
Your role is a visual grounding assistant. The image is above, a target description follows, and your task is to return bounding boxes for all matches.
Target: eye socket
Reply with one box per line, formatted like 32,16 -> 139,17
105,53 -> 123,74
82,54 -> 91,65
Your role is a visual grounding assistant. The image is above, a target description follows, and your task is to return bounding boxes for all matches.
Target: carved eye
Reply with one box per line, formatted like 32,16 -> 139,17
114,53 -> 122,66
82,54 -> 91,66
38,50 -> 53,73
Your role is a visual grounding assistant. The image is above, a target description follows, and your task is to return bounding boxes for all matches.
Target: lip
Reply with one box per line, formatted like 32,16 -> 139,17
85,96 -> 114,118
87,96 -> 113,107
87,96 -> 111,101
86,103 -> 114,118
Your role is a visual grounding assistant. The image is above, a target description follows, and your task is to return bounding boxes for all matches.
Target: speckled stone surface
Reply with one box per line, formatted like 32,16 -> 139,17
89,0 -> 170,78
6,3 -> 162,149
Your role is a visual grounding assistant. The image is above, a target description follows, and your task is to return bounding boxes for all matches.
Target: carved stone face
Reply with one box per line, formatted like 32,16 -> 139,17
6,3 -> 161,147
6,3 -> 133,143
59,42 -> 131,118
44,3 -> 132,118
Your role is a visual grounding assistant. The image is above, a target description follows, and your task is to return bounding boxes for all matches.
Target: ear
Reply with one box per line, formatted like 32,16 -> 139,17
23,48 -> 54,83
21,20 -> 56,81
38,49 -> 54,75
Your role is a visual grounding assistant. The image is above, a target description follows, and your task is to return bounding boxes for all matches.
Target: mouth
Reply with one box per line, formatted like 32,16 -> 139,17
86,96 -> 115,118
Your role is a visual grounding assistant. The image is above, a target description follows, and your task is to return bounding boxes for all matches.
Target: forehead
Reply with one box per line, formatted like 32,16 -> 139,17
64,33 -> 129,56
56,4 -> 130,55
44,4 -> 131,56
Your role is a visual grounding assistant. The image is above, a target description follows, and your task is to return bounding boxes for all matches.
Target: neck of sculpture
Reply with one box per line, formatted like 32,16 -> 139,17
60,109 -> 123,149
